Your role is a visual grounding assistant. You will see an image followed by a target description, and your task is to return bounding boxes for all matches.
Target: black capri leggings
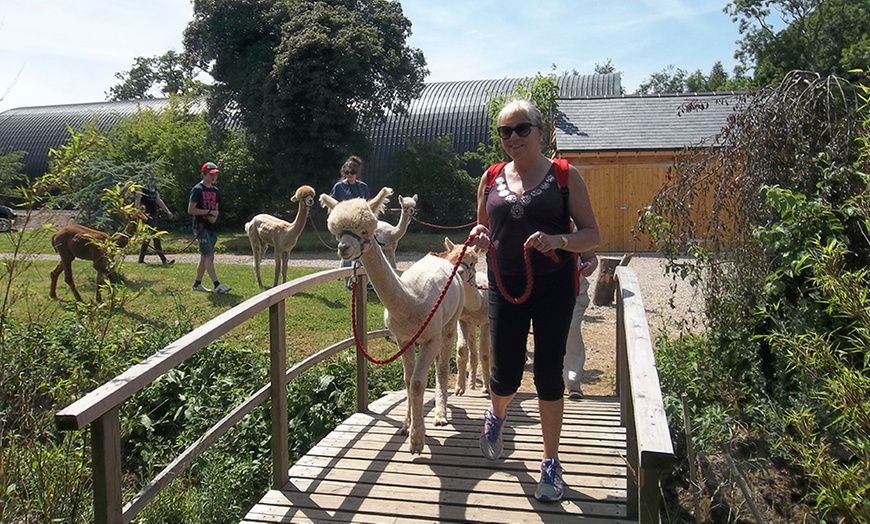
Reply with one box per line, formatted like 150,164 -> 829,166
487,261 -> 576,401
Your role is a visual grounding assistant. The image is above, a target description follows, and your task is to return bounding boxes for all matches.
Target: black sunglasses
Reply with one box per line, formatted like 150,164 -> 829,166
497,122 -> 538,139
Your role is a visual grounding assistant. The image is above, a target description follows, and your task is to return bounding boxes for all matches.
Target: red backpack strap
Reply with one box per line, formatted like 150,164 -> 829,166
484,162 -> 510,198
554,158 -> 582,296
553,158 -> 570,188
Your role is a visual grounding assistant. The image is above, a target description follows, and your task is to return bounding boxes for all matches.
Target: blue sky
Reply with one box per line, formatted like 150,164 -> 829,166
0,0 -> 744,113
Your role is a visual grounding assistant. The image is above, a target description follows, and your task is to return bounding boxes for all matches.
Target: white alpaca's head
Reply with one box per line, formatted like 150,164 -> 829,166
320,187 -> 393,260
291,185 -> 317,207
399,194 -> 418,215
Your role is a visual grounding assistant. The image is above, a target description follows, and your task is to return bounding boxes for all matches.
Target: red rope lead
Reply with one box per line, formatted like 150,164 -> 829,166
352,236 -> 474,365
351,235 -> 559,364
487,244 -> 558,304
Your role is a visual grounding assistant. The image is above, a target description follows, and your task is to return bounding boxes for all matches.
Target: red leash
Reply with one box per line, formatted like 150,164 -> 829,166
351,235 -> 558,364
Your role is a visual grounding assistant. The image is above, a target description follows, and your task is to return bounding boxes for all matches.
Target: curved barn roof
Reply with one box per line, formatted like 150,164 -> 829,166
0,98 -> 207,178
0,74 -> 621,181
366,74 -> 621,182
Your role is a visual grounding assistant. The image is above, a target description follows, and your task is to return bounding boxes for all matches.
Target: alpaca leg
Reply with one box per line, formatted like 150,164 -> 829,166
94,270 -> 106,303
432,332 -> 454,427
468,325 -> 479,390
479,324 -> 492,395
400,350 -> 414,436
49,261 -> 64,299
253,246 -> 265,287
455,321 -> 471,396
62,260 -> 84,302
280,251 -> 289,284
272,248 -> 281,287
409,341 -> 439,454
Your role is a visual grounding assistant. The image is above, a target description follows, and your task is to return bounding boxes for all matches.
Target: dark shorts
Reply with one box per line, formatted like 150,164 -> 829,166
196,228 -> 218,256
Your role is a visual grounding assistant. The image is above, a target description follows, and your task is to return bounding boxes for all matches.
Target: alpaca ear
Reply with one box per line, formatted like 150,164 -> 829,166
320,194 -> 338,212
444,237 -> 455,250
369,187 -> 394,216
412,194 -> 418,203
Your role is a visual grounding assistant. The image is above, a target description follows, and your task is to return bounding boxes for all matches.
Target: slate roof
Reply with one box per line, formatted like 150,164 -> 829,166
555,92 -> 746,153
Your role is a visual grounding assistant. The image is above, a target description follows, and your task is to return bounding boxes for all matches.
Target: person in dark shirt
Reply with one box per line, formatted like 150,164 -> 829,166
135,185 -> 174,265
188,161 -> 231,294
328,155 -> 370,289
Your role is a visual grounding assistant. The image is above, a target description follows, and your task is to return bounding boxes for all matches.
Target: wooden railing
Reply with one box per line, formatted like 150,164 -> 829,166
56,263 -> 677,523
615,266 -> 676,524
55,267 -> 386,524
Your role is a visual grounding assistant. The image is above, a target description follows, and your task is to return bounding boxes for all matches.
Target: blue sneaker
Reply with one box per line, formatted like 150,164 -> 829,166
479,409 -> 505,460
534,458 -> 564,502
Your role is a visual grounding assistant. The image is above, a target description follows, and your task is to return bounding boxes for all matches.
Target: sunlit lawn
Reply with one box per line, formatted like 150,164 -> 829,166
2,257 -> 401,363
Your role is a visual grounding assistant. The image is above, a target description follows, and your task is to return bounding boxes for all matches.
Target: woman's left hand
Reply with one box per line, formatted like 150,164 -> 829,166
525,231 -> 555,252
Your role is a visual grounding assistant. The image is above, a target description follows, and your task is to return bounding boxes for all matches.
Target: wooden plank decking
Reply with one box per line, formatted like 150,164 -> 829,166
243,390 -> 632,523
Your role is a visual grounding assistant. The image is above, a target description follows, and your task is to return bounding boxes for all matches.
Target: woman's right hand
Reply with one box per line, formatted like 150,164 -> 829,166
468,224 -> 491,250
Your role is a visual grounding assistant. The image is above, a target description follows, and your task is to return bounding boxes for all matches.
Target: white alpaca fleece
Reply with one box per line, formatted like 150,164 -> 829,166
320,187 -> 393,240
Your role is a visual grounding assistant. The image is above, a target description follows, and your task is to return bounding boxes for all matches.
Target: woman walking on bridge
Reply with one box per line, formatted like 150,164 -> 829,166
467,99 -> 599,503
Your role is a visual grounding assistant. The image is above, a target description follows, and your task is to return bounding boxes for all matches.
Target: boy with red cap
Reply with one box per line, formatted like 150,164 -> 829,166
188,161 -> 231,294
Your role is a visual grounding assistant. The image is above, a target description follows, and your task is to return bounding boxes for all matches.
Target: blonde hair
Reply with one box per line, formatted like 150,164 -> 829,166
497,99 -> 544,128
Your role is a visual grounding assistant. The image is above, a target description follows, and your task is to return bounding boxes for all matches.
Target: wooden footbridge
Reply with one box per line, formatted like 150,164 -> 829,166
56,266 -> 674,523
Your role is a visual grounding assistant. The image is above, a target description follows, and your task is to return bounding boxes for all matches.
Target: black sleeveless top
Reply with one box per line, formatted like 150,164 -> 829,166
485,164 -> 571,276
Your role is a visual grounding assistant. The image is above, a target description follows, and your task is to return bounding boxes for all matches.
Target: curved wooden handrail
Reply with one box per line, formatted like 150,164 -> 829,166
54,266 -> 377,524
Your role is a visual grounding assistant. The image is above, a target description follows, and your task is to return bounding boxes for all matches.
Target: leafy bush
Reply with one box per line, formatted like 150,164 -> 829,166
643,72 -> 870,520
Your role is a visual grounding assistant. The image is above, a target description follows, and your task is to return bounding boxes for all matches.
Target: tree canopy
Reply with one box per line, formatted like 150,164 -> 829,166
182,0 -> 428,190
727,0 -> 870,85
107,50 -> 207,100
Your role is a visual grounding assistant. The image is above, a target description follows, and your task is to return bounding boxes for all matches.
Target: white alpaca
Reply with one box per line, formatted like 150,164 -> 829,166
436,237 -> 491,396
374,194 -> 417,269
245,185 -> 316,287
320,188 -> 464,455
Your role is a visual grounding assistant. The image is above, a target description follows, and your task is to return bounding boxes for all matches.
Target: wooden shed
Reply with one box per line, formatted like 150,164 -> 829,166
555,93 -> 743,252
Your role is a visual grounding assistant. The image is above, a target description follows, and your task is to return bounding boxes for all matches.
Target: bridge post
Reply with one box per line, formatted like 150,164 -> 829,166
269,300 -> 289,488
355,273 -> 369,413
92,408 -> 123,524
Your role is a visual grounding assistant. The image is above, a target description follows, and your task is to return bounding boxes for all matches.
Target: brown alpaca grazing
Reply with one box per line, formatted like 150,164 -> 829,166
50,224 -> 131,302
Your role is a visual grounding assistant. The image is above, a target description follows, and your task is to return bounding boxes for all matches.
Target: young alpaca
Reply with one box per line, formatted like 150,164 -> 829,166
320,188 -> 464,455
434,237 -> 491,396
49,224 -> 131,303
374,194 -> 417,269
244,185 -> 316,287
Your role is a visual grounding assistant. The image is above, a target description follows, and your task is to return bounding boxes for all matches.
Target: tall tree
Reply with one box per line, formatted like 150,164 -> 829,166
726,0 -> 870,85
108,51 -> 207,100
183,0 -> 428,189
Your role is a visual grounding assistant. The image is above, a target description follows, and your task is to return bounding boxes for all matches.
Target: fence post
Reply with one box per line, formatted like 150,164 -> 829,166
269,300 -> 288,488
355,273 -> 369,413
92,409 -> 123,524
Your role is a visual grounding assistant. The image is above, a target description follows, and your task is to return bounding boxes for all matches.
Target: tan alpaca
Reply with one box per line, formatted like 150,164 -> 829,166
320,187 -> 464,455
434,237 -> 491,396
374,194 -> 417,269
245,185 -> 316,287
49,224 -> 131,303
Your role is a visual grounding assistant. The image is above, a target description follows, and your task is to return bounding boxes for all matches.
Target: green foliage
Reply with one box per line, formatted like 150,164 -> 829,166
644,72 -> 870,519
184,0 -> 428,192
387,135 -> 477,228
0,150 -> 26,202
726,0 -> 870,86
108,50 -> 207,101
636,62 -> 753,94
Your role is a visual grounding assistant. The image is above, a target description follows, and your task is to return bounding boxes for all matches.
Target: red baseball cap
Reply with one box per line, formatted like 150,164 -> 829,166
201,161 -> 220,174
